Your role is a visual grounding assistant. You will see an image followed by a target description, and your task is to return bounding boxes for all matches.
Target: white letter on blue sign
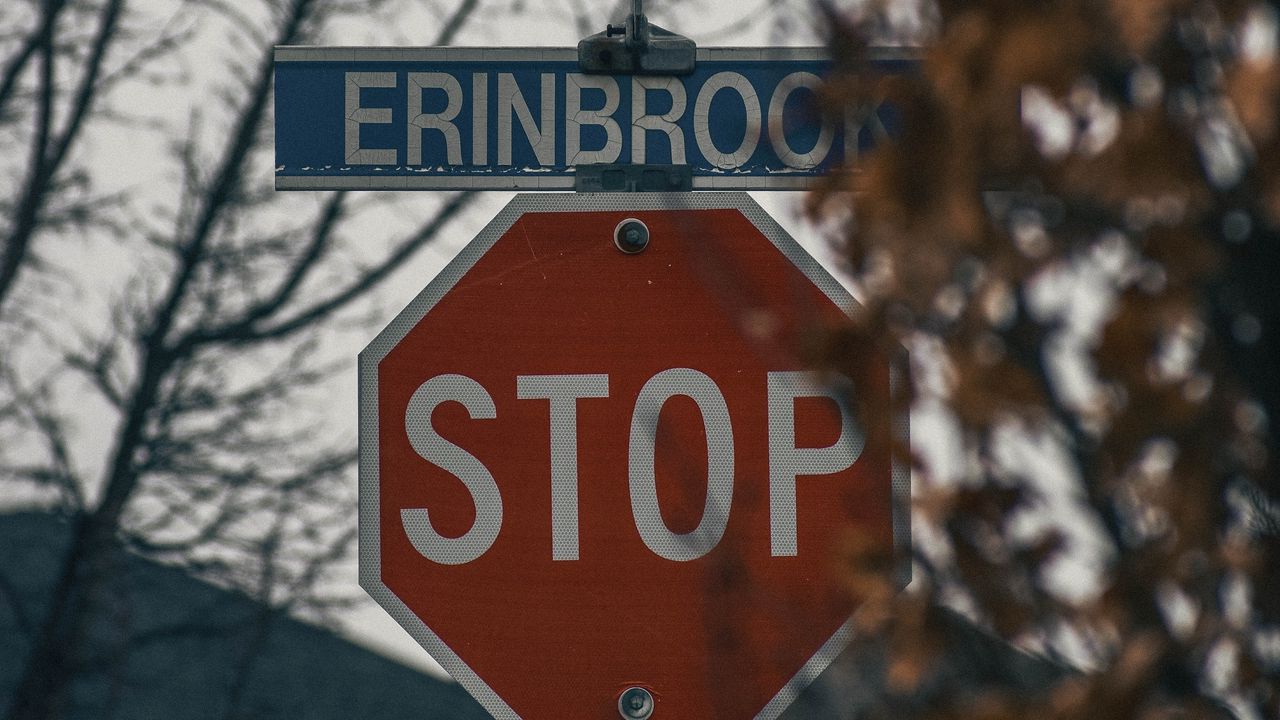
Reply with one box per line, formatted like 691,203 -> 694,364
344,72 -> 396,165
472,73 -> 488,165
402,374 -> 502,566
631,76 -> 686,164
693,72 -> 761,170
629,369 -> 734,562
565,74 -> 621,165
498,73 -> 556,167
517,374 -> 610,561
844,98 -> 890,165
767,371 -> 864,557
768,72 -> 835,170
407,72 -> 462,166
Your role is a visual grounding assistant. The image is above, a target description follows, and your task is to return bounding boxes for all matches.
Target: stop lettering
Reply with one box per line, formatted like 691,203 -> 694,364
401,368 -> 862,565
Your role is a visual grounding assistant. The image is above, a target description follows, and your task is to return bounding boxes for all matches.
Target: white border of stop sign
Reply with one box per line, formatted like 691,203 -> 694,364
358,192 -> 909,719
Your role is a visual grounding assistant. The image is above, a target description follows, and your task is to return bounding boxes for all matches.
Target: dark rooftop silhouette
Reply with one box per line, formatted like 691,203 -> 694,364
0,512 -> 488,720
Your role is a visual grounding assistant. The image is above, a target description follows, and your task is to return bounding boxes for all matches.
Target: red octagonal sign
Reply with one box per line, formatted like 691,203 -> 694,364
359,193 -> 908,719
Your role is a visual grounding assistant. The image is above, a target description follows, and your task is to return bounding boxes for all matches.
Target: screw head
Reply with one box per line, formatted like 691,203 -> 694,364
614,218 -> 649,254
617,686 -> 654,719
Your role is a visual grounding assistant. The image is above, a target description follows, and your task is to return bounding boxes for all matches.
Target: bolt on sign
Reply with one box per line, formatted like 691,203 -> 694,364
358,193 -> 908,719
273,47 -> 911,190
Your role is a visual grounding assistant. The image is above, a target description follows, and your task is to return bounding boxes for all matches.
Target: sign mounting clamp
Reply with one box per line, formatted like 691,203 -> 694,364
578,0 -> 696,76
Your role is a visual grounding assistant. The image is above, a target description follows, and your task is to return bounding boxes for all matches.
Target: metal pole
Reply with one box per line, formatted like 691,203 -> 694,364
578,0 -> 693,78
630,0 -> 643,44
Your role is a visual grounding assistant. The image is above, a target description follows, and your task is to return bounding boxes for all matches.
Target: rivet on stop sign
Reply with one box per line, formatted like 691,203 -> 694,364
614,218 -> 649,254
618,687 -> 654,719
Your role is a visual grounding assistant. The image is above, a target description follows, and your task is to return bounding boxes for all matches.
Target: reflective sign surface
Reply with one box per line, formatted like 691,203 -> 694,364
275,48 -> 913,190
359,193 -> 908,719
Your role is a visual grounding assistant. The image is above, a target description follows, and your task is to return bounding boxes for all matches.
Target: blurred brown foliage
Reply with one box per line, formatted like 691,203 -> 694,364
813,0 -> 1280,718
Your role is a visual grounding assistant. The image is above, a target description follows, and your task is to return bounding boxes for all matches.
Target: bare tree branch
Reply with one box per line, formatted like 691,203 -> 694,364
0,365 -> 85,510
435,0 -> 479,45
0,0 -> 65,120
1,0 -> 126,317
3,0 -> 494,716
182,190 -> 476,348
0,5 -> 58,318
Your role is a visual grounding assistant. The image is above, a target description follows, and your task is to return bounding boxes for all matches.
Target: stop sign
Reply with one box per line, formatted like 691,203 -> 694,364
358,193 -> 907,719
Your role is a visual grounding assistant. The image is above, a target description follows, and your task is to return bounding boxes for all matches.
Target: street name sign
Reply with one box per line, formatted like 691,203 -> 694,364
274,47 -> 911,190
359,193 -> 908,719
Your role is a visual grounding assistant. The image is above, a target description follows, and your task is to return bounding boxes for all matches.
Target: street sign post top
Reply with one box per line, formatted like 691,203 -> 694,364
578,0 -> 696,76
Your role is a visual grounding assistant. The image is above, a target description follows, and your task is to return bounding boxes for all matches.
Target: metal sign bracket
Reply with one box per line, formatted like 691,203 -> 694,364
575,2 -> 695,191
574,163 -> 693,192
577,0 -> 696,75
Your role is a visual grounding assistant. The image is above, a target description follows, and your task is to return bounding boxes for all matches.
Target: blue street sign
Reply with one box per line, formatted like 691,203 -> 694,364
274,47 -> 913,191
